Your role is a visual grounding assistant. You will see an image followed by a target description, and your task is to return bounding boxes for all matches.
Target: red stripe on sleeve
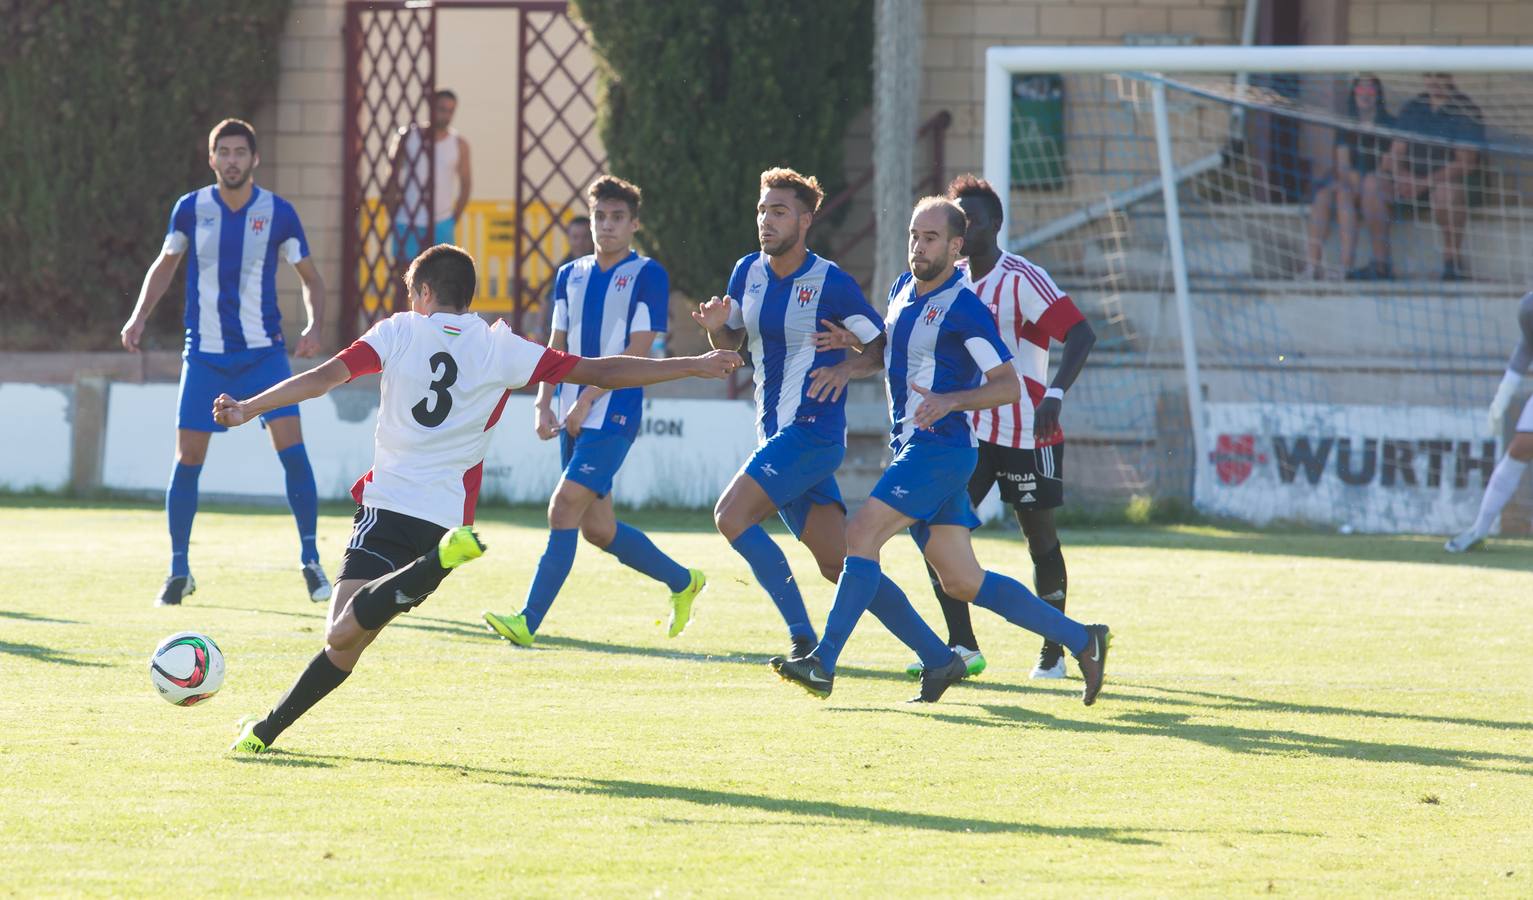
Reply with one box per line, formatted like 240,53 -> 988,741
335,340 -> 382,380
350,469 -> 374,505
462,462 -> 484,525
1035,296 -> 1085,344
531,348 -> 581,385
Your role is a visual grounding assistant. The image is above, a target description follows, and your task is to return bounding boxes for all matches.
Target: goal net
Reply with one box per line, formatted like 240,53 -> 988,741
983,47 -> 1533,533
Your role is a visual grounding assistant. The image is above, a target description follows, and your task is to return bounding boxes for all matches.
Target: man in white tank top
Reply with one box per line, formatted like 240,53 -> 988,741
388,89 -> 474,261
220,243 -> 741,753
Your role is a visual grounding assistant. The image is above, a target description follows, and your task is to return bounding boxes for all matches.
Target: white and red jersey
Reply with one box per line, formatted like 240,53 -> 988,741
958,251 -> 1085,449
336,311 -> 579,529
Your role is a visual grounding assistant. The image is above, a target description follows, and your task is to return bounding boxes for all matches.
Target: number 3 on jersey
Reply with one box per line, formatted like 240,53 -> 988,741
412,351 -> 458,427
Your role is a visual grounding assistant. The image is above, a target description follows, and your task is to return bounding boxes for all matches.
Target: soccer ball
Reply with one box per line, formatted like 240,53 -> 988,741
149,631 -> 225,706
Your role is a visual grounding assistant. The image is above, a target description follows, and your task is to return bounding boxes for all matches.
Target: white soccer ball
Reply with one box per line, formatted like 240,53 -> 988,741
148,631 -> 226,706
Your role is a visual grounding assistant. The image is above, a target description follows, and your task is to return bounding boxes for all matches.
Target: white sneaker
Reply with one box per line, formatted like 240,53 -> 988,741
1444,525 -> 1488,554
302,562 -> 333,602
1030,642 -> 1068,679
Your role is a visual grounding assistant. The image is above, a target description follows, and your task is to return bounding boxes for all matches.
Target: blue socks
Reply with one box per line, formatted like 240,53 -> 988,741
520,528 -> 579,633
277,443 -> 320,564
866,575 -> 954,670
729,525 -> 816,641
973,571 -> 1089,654
813,556 -> 882,673
166,462 -> 201,577
603,522 -> 691,593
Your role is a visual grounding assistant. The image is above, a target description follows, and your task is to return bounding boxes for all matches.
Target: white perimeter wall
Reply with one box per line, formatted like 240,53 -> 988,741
98,384 -> 756,509
0,384 -> 73,491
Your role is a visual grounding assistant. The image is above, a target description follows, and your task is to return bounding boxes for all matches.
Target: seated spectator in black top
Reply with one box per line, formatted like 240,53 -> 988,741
1303,75 -> 1394,279
1354,73 -> 1485,281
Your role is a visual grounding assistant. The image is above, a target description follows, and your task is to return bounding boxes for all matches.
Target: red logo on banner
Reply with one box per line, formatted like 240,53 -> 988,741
1210,434 -> 1268,486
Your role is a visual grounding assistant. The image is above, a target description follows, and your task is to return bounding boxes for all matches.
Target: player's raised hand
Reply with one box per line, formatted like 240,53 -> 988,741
691,296 -> 733,333
689,349 -> 744,379
811,319 -> 863,352
910,383 -> 959,430
806,359 -> 854,403
120,317 -> 146,353
212,393 -> 248,428
1033,396 -> 1063,441
534,403 -> 560,441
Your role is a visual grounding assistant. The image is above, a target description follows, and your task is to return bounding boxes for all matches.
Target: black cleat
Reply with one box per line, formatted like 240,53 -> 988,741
769,654 -> 833,699
156,574 -> 196,607
1075,624 -> 1111,706
908,651 -> 967,703
301,562 -> 332,603
789,634 -> 816,661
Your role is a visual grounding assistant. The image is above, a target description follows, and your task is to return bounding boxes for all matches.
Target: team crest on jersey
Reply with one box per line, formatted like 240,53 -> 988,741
796,286 -> 818,307
923,304 -> 944,325
614,275 -> 632,291
250,216 -> 267,234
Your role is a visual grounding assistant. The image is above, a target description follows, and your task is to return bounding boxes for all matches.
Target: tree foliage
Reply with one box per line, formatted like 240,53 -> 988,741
572,0 -> 873,301
0,0 -> 291,350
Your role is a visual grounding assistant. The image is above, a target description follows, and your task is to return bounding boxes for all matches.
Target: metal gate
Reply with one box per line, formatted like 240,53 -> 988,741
341,1 -> 603,339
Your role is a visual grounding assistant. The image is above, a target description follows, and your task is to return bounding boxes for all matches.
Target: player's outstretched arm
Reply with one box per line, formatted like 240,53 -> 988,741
213,358 -> 351,428
691,296 -> 746,350
565,350 -> 743,389
120,250 -> 185,352
910,364 -> 1021,430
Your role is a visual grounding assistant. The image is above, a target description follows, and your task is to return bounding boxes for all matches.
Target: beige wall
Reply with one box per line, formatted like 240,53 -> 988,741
1348,1 -> 1533,45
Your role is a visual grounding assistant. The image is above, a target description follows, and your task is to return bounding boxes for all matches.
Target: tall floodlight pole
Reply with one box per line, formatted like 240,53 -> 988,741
872,0 -> 922,304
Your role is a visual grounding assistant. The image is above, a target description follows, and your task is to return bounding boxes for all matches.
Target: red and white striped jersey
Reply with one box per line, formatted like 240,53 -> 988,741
958,251 -> 1085,449
335,311 -> 579,529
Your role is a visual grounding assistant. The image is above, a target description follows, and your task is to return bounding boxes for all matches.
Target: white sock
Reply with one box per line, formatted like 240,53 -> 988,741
1471,455 -> 1528,534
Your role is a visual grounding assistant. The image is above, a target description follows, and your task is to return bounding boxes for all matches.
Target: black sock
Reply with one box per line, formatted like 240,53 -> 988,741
1031,542 -> 1068,647
927,561 -> 978,651
350,550 -> 450,630
254,650 -> 350,746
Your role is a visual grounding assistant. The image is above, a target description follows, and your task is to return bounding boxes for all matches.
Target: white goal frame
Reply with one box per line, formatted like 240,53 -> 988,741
982,45 -> 1533,507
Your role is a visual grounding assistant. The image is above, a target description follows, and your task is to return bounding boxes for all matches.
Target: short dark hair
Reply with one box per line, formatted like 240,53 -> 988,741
208,118 -> 257,154
759,167 -> 824,215
913,196 -> 967,239
945,173 -> 1003,225
406,244 -> 477,310
433,89 -> 458,104
567,215 -> 591,228
587,175 -> 641,216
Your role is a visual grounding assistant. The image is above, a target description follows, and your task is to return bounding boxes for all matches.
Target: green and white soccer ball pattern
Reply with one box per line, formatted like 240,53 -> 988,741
148,631 -> 225,706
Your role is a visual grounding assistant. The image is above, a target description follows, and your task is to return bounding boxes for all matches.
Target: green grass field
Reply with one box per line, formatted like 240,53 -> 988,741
2,497 -> 1530,896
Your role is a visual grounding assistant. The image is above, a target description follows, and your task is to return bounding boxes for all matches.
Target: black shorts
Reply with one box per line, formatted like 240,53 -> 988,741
968,441 -> 1064,510
338,506 -> 450,583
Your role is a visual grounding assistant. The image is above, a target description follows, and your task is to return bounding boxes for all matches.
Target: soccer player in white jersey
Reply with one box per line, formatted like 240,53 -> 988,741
904,174 -> 1098,681
224,245 -> 742,753
770,198 -> 1110,705
482,177 -> 705,647
1446,290 -> 1533,552
692,168 -> 887,660
119,119 -> 331,608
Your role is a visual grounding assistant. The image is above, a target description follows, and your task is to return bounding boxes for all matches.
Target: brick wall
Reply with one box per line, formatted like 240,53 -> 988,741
259,0 -> 347,348
1348,1 -> 1533,45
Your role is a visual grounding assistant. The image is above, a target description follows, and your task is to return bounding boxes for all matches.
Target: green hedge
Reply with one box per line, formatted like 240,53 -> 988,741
0,0 -> 291,351
572,0 -> 873,302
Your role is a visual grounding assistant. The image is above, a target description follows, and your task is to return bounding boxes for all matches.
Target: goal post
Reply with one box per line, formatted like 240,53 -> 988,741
982,45 -> 1533,532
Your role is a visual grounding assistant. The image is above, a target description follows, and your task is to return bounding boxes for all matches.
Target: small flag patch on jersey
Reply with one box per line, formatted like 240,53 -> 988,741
442,324 -> 462,336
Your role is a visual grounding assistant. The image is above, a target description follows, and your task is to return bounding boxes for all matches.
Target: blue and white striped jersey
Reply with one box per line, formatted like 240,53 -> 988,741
551,251 -> 669,440
725,252 -> 883,444
163,185 -> 309,355
884,269 -> 1013,451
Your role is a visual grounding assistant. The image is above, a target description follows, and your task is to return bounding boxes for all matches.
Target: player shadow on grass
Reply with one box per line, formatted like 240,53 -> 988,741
848,703 -> 1533,775
262,751 -> 1167,844
0,610 -> 81,625
0,640 -> 109,667
1057,526 -> 1533,573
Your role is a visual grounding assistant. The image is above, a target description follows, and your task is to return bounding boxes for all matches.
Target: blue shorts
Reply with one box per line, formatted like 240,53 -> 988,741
394,219 -> 456,262
559,428 -> 634,498
177,345 -> 298,432
744,425 -> 846,539
870,440 -> 981,547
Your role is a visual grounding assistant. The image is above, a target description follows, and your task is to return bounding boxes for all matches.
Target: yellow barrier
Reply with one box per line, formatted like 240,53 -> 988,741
357,199 -> 572,319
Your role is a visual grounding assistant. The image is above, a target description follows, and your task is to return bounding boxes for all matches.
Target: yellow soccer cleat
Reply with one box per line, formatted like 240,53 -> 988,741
229,714 -> 268,754
667,569 -> 706,638
439,527 -> 487,569
482,610 -> 534,647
